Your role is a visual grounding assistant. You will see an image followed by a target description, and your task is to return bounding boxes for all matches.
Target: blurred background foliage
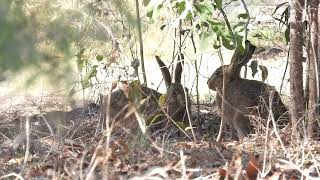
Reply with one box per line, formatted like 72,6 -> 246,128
0,0 -> 288,98
0,0 -> 139,93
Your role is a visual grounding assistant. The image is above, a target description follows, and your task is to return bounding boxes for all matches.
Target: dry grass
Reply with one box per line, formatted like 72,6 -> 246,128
0,91 -> 319,179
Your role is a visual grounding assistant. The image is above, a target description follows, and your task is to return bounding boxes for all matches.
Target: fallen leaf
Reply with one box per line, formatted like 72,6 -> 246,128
246,154 -> 261,180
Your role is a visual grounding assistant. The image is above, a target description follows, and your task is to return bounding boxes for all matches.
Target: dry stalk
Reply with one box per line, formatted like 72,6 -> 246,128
22,116 -> 31,170
216,47 -> 225,142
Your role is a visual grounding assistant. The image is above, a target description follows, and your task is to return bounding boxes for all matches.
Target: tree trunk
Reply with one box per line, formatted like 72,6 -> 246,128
307,0 -> 319,139
289,0 -> 305,136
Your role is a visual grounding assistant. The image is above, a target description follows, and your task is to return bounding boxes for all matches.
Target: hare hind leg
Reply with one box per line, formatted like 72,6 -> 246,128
227,111 -> 250,139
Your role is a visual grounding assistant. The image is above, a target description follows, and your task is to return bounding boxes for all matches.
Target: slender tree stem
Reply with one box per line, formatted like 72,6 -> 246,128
190,24 -> 201,135
135,0 -> 147,85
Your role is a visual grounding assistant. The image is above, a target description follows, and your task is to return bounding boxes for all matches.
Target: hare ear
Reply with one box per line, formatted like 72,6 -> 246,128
155,56 -> 172,88
174,53 -> 184,84
229,40 -> 256,74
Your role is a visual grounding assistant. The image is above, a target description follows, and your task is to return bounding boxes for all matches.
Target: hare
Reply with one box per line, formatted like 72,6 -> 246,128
155,54 -> 191,126
102,84 -> 162,130
103,54 -> 191,133
207,41 -> 288,139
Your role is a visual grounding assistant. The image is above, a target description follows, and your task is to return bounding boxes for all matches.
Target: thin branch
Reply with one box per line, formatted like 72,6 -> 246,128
190,22 -> 201,135
280,49 -> 290,94
215,4 -> 233,35
135,0 -> 147,85
240,0 -> 250,41
240,0 -> 250,78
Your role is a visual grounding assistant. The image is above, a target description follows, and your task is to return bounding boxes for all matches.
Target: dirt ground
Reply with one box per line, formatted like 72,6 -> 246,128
0,91 -> 319,179
0,48 -> 319,179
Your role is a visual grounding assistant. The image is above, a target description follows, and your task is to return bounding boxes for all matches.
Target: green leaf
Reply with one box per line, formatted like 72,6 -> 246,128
208,19 -> 225,33
215,0 -> 222,10
147,9 -> 153,19
96,55 -> 103,61
233,21 -> 246,29
176,121 -> 186,130
76,58 -> 85,71
285,27 -> 290,43
194,1 -> 213,19
160,24 -> 166,30
238,13 -> 249,19
213,43 -> 221,49
175,1 -> 186,15
143,0 -> 151,6
236,35 -> 245,52
159,94 -> 166,106
221,37 -> 234,50
220,31 -> 234,50
199,32 -> 211,52
147,113 -> 164,126
81,65 -> 97,88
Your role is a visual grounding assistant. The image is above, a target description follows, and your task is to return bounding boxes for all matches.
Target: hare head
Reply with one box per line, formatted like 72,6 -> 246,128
207,65 -> 228,90
207,41 -> 288,139
207,40 -> 256,91
155,54 -> 191,125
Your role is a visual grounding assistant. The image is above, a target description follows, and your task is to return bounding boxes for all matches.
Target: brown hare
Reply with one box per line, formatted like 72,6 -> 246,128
103,84 -> 162,129
104,54 -> 191,133
155,54 -> 192,126
207,41 -> 288,139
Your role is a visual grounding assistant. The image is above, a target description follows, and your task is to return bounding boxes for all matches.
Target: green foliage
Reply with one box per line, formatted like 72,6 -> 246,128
81,65 -> 98,88
238,13 -> 249,19
0,0 -> 139,92
146,113 -> 163,126
96,55 -> 104,61
175,121 -> 186,131
159,94 -> 166,106
214,0 -> 223,10
146,0 -> 248,52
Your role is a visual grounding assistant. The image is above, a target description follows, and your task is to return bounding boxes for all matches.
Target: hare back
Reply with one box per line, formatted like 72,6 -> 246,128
106,87 -> 162,122
218,78 -> 288,121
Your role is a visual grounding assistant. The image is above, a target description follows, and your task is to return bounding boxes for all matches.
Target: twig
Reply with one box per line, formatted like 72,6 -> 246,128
23,116 -> 30,166
277,159 -> 320,180
280,48 -> 290,94
214,2 -> 234,38
190,23 -> 202,135
180,150 -> 187,179
86,157 -> 103,180
216,46 -> 225,142
240,0 -> 250,41
178,20 -> 197,142
240,0 -> 250,78
0,173 -> 24,180
135,0 -> 147,85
